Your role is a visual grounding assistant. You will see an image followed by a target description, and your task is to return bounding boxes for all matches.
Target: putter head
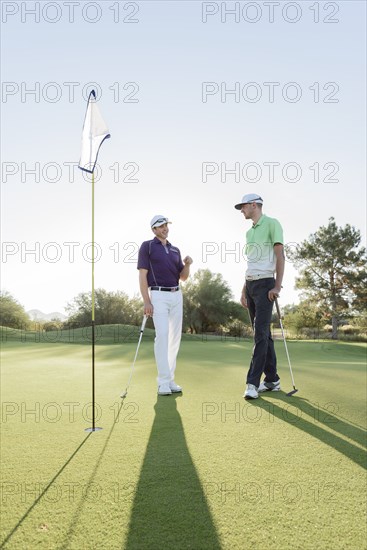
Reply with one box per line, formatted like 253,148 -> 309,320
120,390 -> 127,399
286,389 -> 298,396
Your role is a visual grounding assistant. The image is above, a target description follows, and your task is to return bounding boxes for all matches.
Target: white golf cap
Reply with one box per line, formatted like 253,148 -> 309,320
234,193 -> 263,210
150,215 -> 172,228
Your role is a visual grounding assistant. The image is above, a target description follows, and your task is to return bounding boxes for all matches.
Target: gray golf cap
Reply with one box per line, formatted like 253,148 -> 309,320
234,193 -> 263,210
150,215 -> 172,228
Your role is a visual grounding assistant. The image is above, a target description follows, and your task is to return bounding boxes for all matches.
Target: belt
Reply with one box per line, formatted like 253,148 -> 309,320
246,274 -> 274,281
150,286 -> 180,292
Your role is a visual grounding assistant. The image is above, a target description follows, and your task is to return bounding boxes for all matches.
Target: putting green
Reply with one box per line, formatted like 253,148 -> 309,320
1,335 -> 366,549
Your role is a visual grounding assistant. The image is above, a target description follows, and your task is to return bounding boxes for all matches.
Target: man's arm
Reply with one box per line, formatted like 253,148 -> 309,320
179,256 -> 193,282
268,243 -> 285,301
139,269 -> 153,316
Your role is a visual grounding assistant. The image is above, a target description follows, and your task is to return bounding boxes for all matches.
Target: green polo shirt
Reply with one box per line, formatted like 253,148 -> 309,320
245,214 -> 284,277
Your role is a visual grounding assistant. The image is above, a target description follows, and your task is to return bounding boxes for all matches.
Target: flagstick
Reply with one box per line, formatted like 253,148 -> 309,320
85,171 -> 102,432
79,89 -> 109,432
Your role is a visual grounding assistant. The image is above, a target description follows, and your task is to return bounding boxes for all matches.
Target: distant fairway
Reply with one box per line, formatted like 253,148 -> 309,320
1,331 -> 366,549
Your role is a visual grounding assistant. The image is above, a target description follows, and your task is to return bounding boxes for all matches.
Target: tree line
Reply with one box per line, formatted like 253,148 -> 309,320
1,219 -> 366,339
0,271 -> 249,336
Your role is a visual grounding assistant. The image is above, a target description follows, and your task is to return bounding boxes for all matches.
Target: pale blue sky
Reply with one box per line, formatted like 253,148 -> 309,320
1,1 -> 366,314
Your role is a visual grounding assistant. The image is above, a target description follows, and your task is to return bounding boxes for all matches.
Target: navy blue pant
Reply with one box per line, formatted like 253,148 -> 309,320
245,278 -> 280,388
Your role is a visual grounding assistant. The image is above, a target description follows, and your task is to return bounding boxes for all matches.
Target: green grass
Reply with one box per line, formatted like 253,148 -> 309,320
1,336 -> 366,549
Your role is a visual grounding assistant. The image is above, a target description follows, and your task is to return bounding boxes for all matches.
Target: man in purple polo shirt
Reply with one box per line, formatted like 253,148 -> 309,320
137,215 -> 193,395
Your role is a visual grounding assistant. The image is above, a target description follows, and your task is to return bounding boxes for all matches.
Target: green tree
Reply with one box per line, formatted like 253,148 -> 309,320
350,268 -> 367,315
65,289 -> 143,327
0,291 -> 30,329
288,218 -> 366,339
283,301 -> 328,337
183,269 -> 246,333
43,319 -> 63,332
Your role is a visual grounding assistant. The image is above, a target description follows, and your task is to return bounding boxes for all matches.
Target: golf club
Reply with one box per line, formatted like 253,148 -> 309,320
275,298 -> 298,396
247,307 -> 253,330
120,314 -> 148,399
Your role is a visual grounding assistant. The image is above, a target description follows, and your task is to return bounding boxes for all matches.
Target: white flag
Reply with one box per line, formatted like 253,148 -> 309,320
78,90 -> 110,174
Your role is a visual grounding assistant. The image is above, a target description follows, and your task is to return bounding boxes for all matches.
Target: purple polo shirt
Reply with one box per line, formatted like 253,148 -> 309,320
137,237 -> 184,287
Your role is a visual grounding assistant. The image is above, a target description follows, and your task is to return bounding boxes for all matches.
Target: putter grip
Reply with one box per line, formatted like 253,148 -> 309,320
275,298 -> 282,319
141,315 -> 148,331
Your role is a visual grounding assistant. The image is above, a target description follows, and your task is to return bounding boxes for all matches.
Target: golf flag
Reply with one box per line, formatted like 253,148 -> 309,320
79,90 -> 110,174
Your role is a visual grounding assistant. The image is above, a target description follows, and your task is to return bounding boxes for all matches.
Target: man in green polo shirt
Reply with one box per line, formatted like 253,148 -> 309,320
234,193 -> 285,399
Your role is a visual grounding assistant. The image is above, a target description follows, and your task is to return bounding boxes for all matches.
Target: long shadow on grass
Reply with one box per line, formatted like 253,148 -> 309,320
58,400 -> 125,549
254,393 -> 367,470
292,396 -> 366,449
0,433 -> 92,549
124,395 -> 221,550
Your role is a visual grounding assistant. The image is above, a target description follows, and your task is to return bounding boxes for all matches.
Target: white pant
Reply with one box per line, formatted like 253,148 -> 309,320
151,289 -> 183,386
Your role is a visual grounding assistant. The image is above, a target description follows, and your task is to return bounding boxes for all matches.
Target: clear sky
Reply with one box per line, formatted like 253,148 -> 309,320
1,0 -> 366,315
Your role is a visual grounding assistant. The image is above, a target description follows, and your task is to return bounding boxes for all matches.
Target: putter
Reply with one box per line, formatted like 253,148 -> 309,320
120,315 -> 148,399
275,299 -> 298,396
247,308 -> 253,330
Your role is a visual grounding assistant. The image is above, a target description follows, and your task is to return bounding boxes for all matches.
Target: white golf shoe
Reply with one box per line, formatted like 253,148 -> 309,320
158,383 -> 172,395
243,384 -> 258,400
169,381 -> 182,393
258,380 -> 281,393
